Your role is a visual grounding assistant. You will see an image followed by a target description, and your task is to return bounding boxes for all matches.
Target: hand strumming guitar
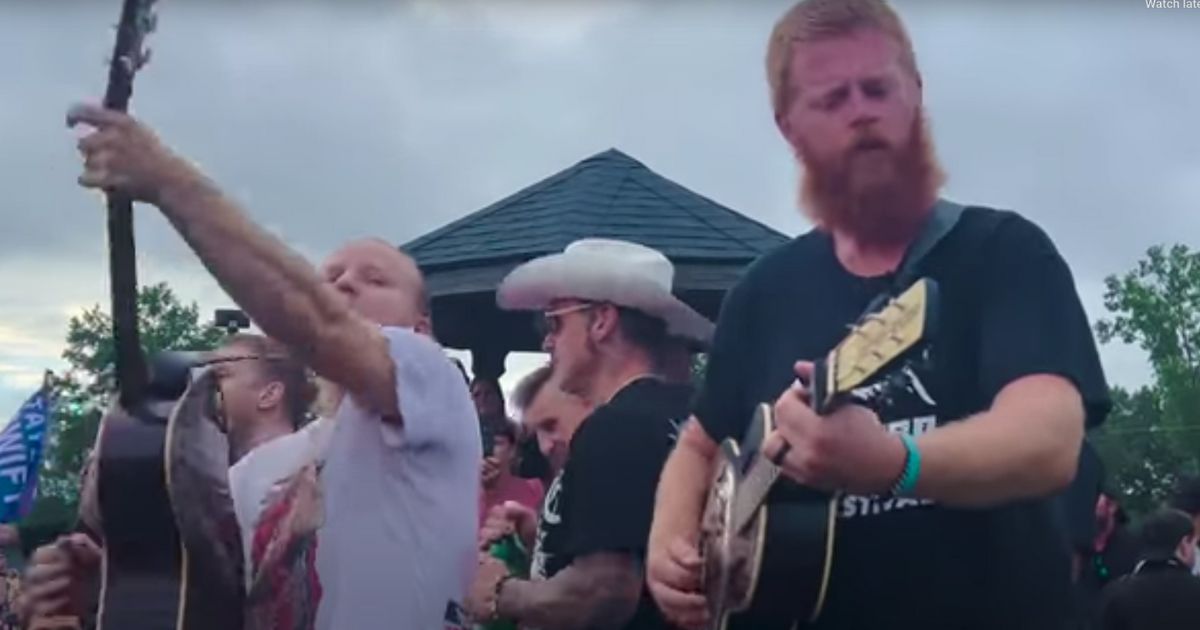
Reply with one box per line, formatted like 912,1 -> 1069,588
761,361 -> 907,495
646,419 -> 716,630
646,535 -> 708,630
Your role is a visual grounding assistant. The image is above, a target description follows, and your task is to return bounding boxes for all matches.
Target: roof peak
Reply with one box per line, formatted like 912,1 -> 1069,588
403,148 -> 788,269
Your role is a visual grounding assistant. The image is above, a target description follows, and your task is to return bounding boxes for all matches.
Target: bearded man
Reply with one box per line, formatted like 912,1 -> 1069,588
646,1 -> 1110,629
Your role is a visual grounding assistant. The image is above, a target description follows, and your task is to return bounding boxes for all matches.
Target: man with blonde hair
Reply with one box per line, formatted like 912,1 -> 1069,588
647,1 -> 1109,629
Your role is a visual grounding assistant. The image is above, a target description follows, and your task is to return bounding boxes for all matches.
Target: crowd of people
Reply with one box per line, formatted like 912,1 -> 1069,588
4,0 -> 1197,628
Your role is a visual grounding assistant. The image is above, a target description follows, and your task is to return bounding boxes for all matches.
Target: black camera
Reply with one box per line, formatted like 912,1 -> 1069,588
214,308 -> 250,333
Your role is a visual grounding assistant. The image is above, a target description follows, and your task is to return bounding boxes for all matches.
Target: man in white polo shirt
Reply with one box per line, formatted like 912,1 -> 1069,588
66,103 -> 481,630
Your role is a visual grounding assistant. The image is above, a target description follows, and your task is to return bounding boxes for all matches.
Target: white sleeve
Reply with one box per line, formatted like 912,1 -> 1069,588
375,326 -> 476,449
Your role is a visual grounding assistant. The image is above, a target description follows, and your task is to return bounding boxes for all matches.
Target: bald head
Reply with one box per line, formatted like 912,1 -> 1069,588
320,238 -> 431,332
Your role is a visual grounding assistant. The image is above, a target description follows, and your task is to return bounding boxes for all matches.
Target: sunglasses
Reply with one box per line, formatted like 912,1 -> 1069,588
538,303 -> 596,336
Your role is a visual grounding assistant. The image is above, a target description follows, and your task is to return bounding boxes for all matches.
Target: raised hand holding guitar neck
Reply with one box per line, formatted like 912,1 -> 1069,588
761,361 -> 905,496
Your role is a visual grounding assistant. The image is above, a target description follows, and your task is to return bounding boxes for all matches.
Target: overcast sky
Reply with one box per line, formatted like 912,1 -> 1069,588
1,0 -> 1196,419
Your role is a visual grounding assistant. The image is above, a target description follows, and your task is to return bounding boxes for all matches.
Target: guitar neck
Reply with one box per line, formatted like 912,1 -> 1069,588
103,0 -> 148,410
107,200 -> 145,409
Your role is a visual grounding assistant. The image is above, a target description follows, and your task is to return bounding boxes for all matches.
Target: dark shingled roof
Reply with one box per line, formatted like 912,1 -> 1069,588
400,148 -> 791,354
403,148 -> 788,272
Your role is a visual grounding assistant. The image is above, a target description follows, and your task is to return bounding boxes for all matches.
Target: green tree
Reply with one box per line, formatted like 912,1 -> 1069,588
1089,386 -> 1190,518
1093,244 -> 1200,513
37,283 -> 227,508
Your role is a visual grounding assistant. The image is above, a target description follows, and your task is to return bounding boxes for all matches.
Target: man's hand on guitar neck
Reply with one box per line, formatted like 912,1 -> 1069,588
761,361 -> 908,495
66,103 -> 404,419
66,104 -> 197,206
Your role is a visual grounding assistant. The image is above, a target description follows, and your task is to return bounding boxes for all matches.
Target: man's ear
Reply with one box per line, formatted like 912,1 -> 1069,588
258,381 -> 284,411
775,109 -> 791,138
414,314 -> 433,337
774,111 -> 805,160
588,304 -> 619,342
1179,534 -> 1199,563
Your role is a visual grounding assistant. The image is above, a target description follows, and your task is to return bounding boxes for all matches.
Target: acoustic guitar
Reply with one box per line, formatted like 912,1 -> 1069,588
698,277 -> 940,630
62,1 -> 245,628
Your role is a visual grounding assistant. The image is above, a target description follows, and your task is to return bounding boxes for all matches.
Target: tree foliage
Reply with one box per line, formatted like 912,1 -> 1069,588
1092,244 -> 1200,517
36,283 -> 227,511
1090,386 -> 1192,518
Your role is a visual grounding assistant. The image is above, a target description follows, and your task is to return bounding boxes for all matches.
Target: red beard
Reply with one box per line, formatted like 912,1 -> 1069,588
798,114 -> 945,247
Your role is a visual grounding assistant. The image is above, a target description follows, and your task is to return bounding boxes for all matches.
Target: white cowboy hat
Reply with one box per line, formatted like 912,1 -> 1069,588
496,238 -> 714,345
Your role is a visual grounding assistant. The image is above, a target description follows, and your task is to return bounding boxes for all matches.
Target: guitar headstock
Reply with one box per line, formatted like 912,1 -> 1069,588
104,0 -> 160,110
811,278 -> 939,414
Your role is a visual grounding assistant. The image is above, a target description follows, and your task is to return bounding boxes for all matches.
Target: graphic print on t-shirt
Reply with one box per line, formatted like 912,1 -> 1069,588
530,471 -> 563,580
838,355 -> 938,520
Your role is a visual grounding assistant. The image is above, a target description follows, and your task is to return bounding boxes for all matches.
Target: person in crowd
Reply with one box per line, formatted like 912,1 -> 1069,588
466,239 -> 711,630
21,334 -> 313,625
477,364 -> 593,552
646,1 -> 1110,628
65,99 -> 482,629
1169,475 -> 1200,560
1099,508 -> 1200,630
479,420 -> 544,530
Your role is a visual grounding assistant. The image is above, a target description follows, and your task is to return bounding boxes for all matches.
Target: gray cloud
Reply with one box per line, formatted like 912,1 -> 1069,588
1,0 -> 1196,413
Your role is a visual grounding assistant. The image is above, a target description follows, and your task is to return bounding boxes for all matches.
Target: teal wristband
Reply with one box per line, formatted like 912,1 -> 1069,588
890,433 -> 921,496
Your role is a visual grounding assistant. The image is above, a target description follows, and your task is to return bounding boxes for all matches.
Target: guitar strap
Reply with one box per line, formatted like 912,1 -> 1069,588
860,198 -> 966,316
893,197 -> 966,289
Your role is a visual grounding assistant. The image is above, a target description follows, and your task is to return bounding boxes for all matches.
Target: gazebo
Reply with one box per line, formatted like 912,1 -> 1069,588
402,148 -> 790,381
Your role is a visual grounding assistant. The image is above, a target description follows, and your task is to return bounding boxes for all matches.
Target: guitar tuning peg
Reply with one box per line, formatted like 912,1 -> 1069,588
137,47 -> 153,68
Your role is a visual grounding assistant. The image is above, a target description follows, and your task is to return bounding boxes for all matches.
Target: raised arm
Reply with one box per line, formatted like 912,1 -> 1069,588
67,104 -> 397,416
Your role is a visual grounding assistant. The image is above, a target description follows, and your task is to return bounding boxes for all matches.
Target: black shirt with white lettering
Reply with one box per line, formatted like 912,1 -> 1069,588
530,378 -> 690,630
694,206 -> 1111,630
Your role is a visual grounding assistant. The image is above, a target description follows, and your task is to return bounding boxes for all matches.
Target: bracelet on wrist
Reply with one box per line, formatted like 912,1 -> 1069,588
888,433 -> 921,497
490,574 -> 517,622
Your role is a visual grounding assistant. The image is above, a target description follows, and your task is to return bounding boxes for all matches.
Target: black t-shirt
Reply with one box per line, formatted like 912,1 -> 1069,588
693,206 -> 1111,630
530,378 -> 690,630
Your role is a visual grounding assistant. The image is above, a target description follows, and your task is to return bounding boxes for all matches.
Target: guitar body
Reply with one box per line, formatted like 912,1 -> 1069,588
699,279 -> 940,629
93,364 -> 244,630
94,400 -> 185,629
700,404 -> 837,630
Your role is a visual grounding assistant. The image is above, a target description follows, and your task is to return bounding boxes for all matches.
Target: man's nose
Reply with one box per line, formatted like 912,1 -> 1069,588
847,88 -> 881,130
332,275 -> 357,298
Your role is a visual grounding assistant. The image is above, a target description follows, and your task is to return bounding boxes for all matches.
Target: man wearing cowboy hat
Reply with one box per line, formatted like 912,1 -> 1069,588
466,238 -> 712,630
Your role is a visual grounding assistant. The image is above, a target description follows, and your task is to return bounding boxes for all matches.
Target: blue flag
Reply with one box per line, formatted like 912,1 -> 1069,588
0,385 -> 53,523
